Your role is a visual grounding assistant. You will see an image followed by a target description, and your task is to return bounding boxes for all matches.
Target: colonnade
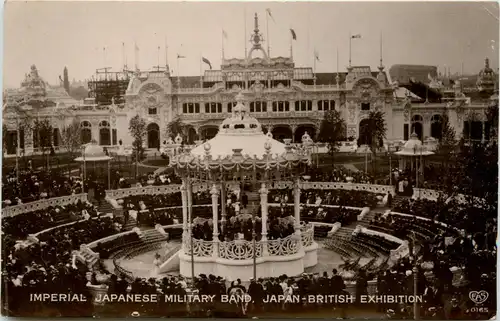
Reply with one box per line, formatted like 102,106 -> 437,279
180,178 -> 303,258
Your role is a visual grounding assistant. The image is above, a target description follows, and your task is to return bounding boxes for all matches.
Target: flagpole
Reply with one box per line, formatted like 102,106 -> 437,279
244,8 -> 247,58
177,56 -> 180,87
122,42 -> 126,71
266,10 -> 270,57
336,48 -> 340,89
222,29 -> 225,60
157,46 -> 160,71
290,29 -> 293,59
165,36 -> 169,72
199,53 -> 203,89
313,49 -> 317,88
379,31 -> 383,67
349,32 -> 352,67
134,41 -> 139,72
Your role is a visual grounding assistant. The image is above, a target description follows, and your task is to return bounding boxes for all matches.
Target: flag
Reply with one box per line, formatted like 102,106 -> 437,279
290,29 -> 297,40
135,43 -> 139,51
222,30 -> 228,39
351,34 -> 362,39
177,54 -> 186,59
266,8 -> 275,22
202,57 -> 212,69
314,50 -> 320,62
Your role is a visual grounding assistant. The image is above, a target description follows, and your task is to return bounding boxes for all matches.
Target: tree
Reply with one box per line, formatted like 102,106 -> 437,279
166,117 -> 187,142
485,101 -> 498,141
61,120 -> 81,158
129,114 -> 147,162
317,110 -> 346,164
2,124 -> 8,165
435,113 -> 457,165
33,118 -> 53,170
63,67 -> 70,94
359,111 -> 387,173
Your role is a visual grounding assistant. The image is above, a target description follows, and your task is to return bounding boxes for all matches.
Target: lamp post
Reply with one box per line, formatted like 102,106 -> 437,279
410,232 -> 419,320
252,215 -> 257,281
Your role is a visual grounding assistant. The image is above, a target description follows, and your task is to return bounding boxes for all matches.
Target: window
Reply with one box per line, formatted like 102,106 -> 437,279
272,101 -> 289,112
295,101 -> 313,111
112,129 -> 117,145
99,121 -> 111,146
148,107 -> 157,115
227,102 -> 236,113
183,103 -> 200,114
250,101 -> 267,113
404,124 -> 409,141
80,121 -> 92,144
205,103 -> 222,113
318,100 -> 336,111
361,103 -> 370,111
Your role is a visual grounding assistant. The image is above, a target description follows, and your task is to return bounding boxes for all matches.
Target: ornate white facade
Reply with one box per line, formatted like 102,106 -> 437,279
3,15 -> 497,156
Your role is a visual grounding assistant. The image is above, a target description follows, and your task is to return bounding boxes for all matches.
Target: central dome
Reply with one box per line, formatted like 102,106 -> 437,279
190,92 -> 286,159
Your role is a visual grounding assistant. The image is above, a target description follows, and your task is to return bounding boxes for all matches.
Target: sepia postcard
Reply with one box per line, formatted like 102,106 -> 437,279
1,1 -> 498,319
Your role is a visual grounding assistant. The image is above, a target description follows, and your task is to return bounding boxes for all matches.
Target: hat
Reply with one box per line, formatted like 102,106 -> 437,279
131,311 -> 140,317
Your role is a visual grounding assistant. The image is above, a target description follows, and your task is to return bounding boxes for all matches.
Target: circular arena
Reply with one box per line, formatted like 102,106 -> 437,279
2,95 -> 497,320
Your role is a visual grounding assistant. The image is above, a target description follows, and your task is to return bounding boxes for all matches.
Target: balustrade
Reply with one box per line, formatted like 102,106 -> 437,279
2,193 -> 88,218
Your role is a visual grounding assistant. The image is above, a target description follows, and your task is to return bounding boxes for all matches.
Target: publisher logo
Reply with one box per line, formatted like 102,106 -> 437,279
469,291 -> 489,305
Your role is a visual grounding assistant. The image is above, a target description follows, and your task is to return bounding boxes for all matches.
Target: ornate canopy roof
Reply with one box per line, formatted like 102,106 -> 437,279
74,141 -> 113,162
169,92 -> 312,173
395,132 -> 434,156
190,92 -> 286,159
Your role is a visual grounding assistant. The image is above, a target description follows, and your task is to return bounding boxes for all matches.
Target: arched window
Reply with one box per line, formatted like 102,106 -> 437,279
411,115 -> 424,140
430,114 -> 443,140
227,102 -> 236,113
99,120 -> 111,146
80,121 -> 92,144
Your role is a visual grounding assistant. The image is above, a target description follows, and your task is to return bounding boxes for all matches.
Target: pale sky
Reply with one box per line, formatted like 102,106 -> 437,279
3,1 -> 499,88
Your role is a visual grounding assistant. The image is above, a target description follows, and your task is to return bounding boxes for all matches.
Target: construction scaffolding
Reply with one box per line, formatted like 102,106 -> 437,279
87,68 -> 131,105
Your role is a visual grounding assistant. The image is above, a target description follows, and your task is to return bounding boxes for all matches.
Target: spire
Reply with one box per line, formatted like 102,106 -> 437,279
165,37 -> 170,73
254,12 -> 259,32
378,31 -> 384,70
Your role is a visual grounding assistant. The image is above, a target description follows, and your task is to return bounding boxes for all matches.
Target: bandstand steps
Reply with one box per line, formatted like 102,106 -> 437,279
96,201 -> 115,215
123,218 -> 137,230
391,195 -> 409,210
140,229 -> 169,242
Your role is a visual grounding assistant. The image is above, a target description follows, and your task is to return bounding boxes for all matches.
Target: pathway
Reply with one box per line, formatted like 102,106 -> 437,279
342,163 -> 360,173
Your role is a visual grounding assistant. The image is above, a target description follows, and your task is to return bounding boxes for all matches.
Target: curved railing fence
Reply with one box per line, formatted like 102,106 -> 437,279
2,193 -> 88,218
183,226 -> 315,260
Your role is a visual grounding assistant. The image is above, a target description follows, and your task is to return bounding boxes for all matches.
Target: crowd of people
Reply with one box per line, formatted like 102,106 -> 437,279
1,159 -> 496,319
2,169 -> 84,207
2,212 -> 122,316
2,200 -> 98,238
307,167 -> 375,184
269,188 -> 380,209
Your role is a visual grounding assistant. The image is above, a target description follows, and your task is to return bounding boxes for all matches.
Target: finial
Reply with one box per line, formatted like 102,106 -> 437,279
485,57 -> 490,68
254,13 -> 259,32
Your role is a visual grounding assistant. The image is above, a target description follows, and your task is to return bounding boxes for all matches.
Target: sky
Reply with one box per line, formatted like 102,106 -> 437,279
3,1 -> 499,88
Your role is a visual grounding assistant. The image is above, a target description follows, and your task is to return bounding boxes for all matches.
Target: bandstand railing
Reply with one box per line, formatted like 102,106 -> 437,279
184,225 -> 315,260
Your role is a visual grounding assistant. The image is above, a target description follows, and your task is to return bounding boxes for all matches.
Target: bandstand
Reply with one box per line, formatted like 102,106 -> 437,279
394,132 -> 434,188
168,92 -> 319,281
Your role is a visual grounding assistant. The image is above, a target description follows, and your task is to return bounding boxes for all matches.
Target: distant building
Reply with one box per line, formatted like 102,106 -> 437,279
2,14 -> 498,156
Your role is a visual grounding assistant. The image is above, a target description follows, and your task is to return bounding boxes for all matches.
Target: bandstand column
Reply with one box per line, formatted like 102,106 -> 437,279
259,182 -> 269,256
220,181 -> 226,222
181,182 -> 188,236
293,178 -> 301,236
210,184 -> 219,257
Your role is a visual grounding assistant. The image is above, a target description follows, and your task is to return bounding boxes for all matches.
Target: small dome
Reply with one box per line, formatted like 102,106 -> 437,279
74,141 -> 112,162
83,141 -> 106,158
402,132 -> 422,152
